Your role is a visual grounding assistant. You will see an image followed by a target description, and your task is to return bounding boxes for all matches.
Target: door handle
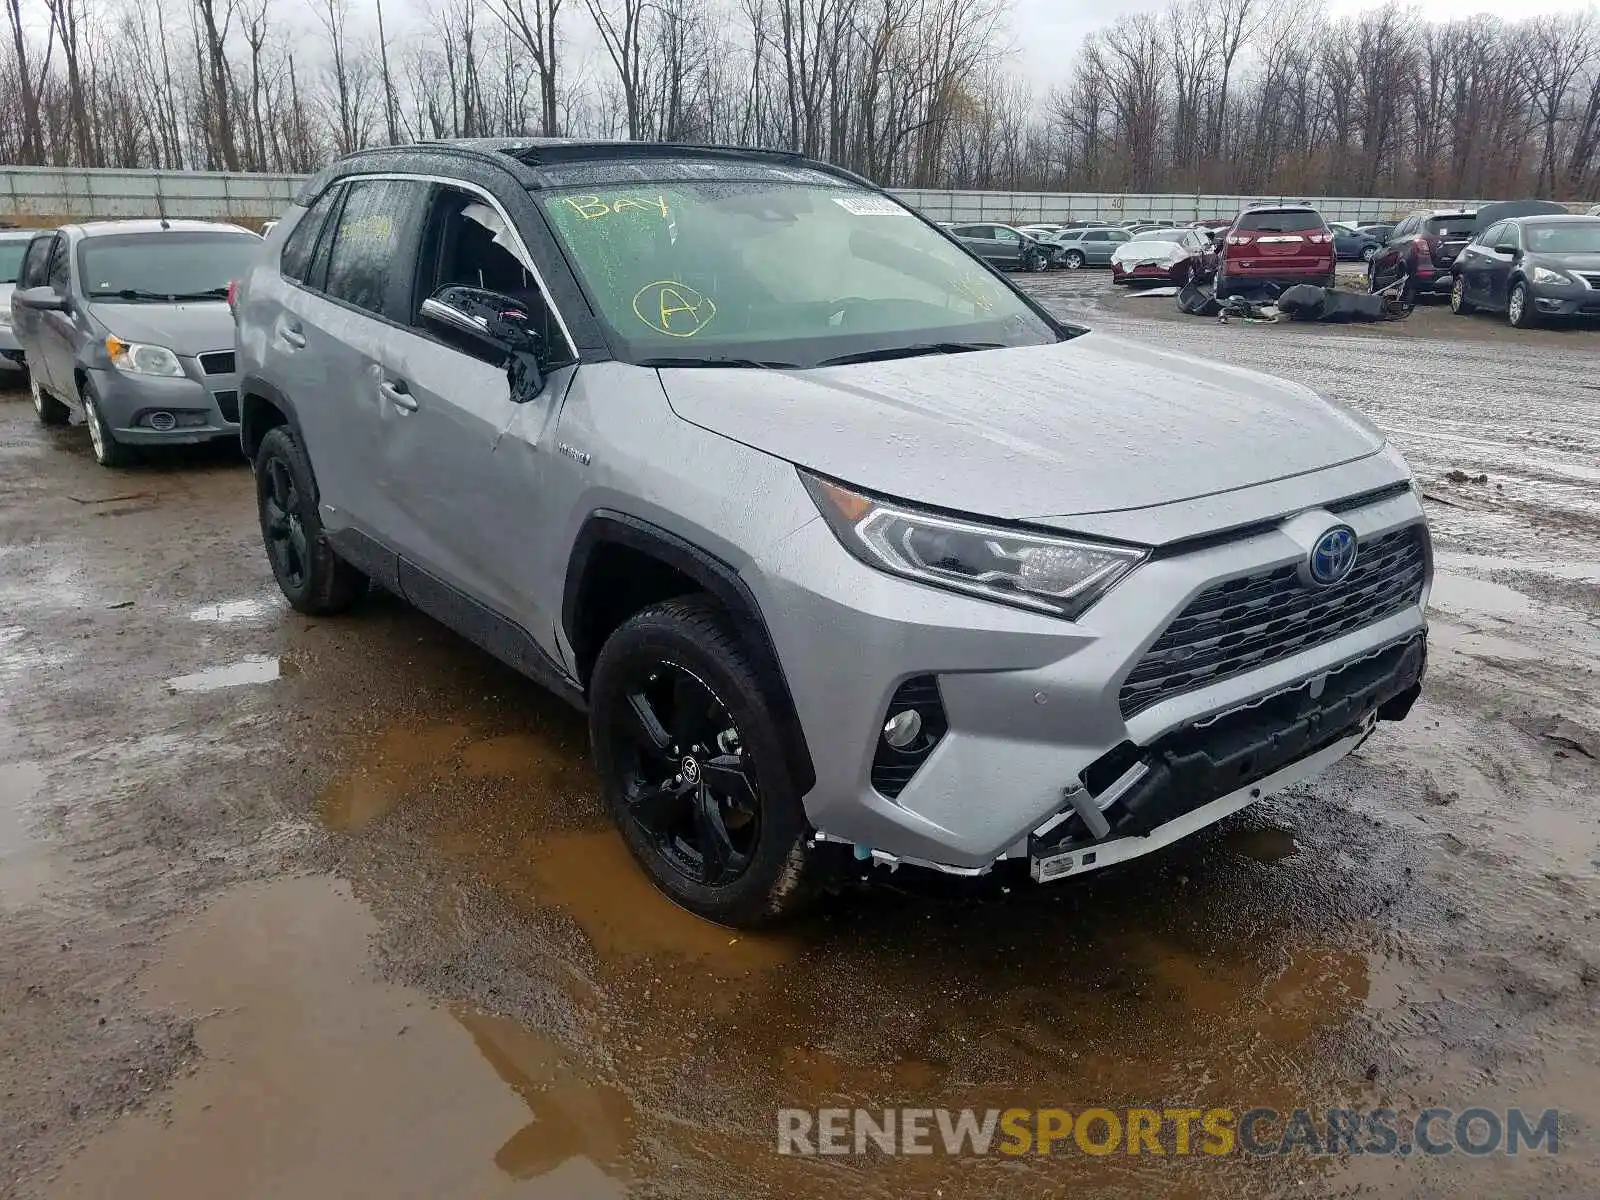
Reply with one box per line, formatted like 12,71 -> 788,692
379,379 -> 418,412
280,325 -> 306,349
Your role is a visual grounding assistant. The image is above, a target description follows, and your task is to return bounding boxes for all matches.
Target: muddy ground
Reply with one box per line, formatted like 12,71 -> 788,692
1,279 -> 1597,1199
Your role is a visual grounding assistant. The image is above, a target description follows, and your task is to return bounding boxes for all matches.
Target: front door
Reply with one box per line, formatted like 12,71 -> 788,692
12,234 -> 58,391
377,183 -> 578,633
1482,221 -> 1520,310
37,236 -> 80,402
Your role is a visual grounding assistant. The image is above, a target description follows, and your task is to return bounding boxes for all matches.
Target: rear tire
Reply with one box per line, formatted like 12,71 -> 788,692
31,374 -> 69,427
1064,250 -> 1085,270
254,425 -> 368,615
589,596 -> 818,927
1450,275 -> 1475,316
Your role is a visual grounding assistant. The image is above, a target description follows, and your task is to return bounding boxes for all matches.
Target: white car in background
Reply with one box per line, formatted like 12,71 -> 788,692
0,228 -> 35,374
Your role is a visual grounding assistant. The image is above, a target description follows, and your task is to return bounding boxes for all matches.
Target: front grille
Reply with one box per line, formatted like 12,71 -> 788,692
213,390 -> 240,422
1579,273 -> 1600,289
198,350 -> 236,375
1119,525 -> 1428,719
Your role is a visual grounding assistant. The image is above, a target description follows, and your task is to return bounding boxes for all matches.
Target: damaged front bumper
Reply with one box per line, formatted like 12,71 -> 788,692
1028,634 -> 1425,882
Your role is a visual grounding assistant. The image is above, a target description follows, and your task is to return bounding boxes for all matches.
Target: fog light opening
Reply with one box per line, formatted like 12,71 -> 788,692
882,709 -> 923,750
148,410 -> 176,431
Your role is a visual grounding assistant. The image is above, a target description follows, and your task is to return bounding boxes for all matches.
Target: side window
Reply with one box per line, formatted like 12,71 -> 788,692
1477,221 -> 1504,247
322,178 -> 427,316
45,237 -> 70,291
1109,230 -> 1132,243
995,228 -> 1020,245
1084,230 -> 1107,242
281,185 -> 344,284
20,235 -> 55,287
411,185 -> 573,367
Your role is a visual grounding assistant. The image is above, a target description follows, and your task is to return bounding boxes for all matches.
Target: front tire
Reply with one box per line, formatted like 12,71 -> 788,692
1025,249 -> 1048,273
253,425 -> 367,614
589,596 -> 817,927
80,380 -> 134,467
31,374 -> 69,427
1450,275 -> 1475,315
1063,250 -> 1085,270
1508,281 -> 1536,328
1361,245 -> 1377,262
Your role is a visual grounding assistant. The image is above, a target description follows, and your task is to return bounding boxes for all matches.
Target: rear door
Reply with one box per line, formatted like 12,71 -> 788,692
1373,216 -> 1416,288
1080,230 -> 1112,263
272,177 -> 430,545
1457,221 -> 1501,305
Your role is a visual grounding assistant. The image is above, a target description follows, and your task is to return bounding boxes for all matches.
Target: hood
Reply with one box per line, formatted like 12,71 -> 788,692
84,300 -> 235,357
660,335 -> 1386,522
1530,252 -> 1600,273
1112,240 -> 1188,266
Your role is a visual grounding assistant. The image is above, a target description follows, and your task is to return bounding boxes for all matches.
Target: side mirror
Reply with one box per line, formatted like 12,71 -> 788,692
15,286 -> 67,312
1493,243 -> 1518,257
421,285 -> 545,400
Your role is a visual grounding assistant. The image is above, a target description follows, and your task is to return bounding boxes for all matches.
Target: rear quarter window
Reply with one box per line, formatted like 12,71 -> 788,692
280,186 -> 345,284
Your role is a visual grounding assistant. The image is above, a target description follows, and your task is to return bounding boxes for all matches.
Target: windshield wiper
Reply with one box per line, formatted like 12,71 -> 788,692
813,341 -> 1004,368
107,287 -> 228,302
637,355 -> 799,369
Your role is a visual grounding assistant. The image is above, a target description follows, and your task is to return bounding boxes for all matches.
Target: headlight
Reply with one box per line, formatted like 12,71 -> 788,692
106,336 -> 183,377
802,472 -> 1147,620
1529,266 -> 1572,286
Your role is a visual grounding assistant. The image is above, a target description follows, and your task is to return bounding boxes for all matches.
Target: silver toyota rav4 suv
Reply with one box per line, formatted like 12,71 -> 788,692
235,140 -> 1430,927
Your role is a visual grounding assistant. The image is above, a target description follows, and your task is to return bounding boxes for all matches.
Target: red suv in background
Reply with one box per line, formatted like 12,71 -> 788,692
1215,205 -> 1336,298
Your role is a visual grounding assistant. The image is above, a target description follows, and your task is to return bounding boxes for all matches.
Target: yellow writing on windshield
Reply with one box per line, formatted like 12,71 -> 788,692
564,194 -> 671,221
632,280 -> 716,337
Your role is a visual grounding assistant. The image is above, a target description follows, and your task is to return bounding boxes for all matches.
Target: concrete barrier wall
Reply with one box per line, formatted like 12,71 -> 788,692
1,165 -> 1576,226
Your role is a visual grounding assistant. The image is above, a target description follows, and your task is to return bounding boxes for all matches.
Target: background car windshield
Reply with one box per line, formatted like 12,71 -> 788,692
539,180 -> 1055,365
0,240 -> 27,283
1133,229 -> 1185,242
1526,224 -> 1600,253
1234,211 -> 1321,233
77,232 -> 260,300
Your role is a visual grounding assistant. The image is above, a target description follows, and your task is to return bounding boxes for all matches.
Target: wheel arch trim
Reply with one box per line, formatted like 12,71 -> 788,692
563,510 -> 817,794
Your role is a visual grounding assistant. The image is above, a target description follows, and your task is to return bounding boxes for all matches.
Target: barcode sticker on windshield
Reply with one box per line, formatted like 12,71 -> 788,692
833,196 -> 908,216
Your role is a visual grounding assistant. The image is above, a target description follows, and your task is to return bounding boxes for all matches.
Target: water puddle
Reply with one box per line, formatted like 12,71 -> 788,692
46,875 -> 630,1199
1434,552 -> 1600,585
166,654 -> 291,694
1223,826 -> 1299,862
523,829 -> 799,969
1429,571 -> 1535,620
0,759 -> 51,907
187,595 -> 281,623
319,723 -> 472,830
456,1008 -> 635,1183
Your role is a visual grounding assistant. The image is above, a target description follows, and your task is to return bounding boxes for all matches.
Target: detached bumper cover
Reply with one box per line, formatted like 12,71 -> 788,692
1029,633 -> 1425,878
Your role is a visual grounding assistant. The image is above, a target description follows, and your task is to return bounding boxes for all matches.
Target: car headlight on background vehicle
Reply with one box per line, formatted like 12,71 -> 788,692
802,472 -> 1147,620
106,336 -> 183,377
1529,266 -> 1572,286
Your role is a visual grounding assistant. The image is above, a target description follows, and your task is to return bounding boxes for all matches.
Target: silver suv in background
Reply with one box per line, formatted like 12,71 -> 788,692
10,219 -> 260,466
0,229 -> 34,374
234,140 -> 1431,927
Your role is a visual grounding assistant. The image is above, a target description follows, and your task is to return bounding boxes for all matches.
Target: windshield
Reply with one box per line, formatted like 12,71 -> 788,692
0,240 -> 27,284
1234,210 -> 1323,234
1526,223 -> 1600,254
77,231 -> 261,301
538,179 -> 1057,367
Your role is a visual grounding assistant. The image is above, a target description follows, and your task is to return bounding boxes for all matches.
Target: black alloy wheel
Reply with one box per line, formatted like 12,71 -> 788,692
612,663 -> 760,887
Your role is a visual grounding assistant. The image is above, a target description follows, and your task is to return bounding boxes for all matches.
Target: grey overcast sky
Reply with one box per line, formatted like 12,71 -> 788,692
1010,0 -> 1600,88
